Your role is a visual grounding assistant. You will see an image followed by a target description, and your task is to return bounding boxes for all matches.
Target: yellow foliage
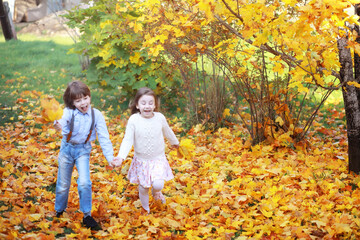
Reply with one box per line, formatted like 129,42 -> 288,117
288,81 -> 309,93
273,62 -> 284,74
222,108 -> 231,118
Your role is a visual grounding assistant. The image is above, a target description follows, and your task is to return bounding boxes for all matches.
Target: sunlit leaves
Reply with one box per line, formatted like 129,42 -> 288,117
137,0 -> 357,92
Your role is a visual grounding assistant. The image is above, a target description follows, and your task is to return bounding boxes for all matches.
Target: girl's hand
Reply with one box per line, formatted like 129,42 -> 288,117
109,160 -> 118,168
172,144 -> 179,149
54,121 -> 62,132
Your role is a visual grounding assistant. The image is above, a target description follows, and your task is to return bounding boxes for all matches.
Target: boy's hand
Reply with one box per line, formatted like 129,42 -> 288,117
54,121 -> 62,132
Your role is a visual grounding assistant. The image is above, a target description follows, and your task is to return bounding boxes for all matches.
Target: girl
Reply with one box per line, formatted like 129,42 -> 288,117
54,80 -> 116,230
113,87 -> 179,214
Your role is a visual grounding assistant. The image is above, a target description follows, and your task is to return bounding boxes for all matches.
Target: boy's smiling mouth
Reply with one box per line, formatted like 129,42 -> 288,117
80,105 -> 89,113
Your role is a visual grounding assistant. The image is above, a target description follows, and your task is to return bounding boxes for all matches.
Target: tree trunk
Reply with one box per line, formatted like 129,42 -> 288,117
0,0 -> 16,41
355,4 -> 360,101
338,36 -> 360,174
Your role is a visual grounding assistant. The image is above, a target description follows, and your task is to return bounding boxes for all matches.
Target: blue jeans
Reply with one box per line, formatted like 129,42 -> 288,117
55,140 -> 92,214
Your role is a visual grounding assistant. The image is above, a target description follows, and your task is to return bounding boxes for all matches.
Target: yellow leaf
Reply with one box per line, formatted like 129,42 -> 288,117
157,34 -> 168,43
348,81 -> 360,88
100,80 -> 107,86
133,22 -> 143,33
28,214 -> 42,222
116,4 -> 127,14
178,139 -> 196,159
67,233 -> 79,238
223,108 -> 231,118
40,97 -> 63,122
100,20 -> 113,29
161,217 -> 181,228
129,52 -> 142,64
334,223 -> 352,234
198,0 -> 213,19
253,29 -> 270,46
99,43 -> 112,60
311,220 -> 326,228
275,116 -> 284,126
273,62 -> 284,74
149,45 -> 164,57
237,67 -> 247,75
260,208 -> 273,218
288,81 -> 309,93
282,0 -> 296,5
48,142 -> 57,149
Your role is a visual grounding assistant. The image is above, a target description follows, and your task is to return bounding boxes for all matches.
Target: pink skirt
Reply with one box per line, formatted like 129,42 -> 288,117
127,156 -> 174,188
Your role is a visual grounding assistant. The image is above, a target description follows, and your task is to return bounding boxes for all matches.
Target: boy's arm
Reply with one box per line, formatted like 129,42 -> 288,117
95,111 -> 114,163
54,108 -> 70,133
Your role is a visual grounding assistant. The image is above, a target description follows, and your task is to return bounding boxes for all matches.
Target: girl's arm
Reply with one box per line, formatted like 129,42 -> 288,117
161,114 -> 179,146
117,116 -> 135,160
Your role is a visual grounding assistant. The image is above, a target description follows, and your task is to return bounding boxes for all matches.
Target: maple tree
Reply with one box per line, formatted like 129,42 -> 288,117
110,0 -> 359,172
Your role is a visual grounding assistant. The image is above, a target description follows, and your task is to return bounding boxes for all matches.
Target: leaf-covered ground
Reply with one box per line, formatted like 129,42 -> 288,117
1,90 -> 359,239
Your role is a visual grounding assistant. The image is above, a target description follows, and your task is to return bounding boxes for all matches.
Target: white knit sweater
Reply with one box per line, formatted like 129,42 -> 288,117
117,112 -> 179,160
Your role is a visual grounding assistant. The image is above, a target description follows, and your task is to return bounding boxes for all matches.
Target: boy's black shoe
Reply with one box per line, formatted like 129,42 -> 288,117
56,211 -> 64,218
83,216 -> 101,230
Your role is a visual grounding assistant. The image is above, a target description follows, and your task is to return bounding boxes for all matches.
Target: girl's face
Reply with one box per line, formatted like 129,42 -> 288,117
136,94 -> 155,118
73,95 -> 91,114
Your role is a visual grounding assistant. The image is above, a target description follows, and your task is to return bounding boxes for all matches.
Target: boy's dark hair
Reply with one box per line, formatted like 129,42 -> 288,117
63,81 -> 91,109
130,87 -> 159,115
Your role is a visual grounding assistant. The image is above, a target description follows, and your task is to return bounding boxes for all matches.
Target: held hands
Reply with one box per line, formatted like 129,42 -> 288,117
110,156 -> 123,168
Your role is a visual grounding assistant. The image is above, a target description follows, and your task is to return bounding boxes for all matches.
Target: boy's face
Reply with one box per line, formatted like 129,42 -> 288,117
137,94 -> 155,118
73,95 -> 91,114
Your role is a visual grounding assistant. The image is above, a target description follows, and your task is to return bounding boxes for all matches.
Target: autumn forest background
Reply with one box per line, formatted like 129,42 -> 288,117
1,0 -> 360,239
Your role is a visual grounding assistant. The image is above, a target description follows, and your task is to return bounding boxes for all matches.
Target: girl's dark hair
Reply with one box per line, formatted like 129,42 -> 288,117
63,81 -> 91,109
130,87 -> 159,115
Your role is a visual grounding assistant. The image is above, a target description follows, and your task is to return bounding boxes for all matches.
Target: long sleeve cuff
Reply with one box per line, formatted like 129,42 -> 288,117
104,154 -> 114,163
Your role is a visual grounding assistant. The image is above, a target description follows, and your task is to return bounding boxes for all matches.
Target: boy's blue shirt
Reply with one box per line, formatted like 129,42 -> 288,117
58,106 -> 114,163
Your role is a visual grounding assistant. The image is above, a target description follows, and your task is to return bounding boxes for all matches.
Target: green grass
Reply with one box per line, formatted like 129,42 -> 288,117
0,34 -> 122,125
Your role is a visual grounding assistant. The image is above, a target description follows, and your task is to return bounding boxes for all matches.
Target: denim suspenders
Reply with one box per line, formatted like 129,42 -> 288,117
66,108 -> 95,144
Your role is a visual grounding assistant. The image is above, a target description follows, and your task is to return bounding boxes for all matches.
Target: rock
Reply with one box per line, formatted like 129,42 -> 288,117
16,10 -> 78,37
